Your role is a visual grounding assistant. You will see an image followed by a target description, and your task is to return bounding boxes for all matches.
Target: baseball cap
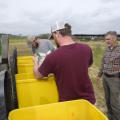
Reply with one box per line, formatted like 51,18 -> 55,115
48,22 -> 65,39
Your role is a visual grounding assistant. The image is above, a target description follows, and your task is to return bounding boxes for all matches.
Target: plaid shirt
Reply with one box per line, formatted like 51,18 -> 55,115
98,44 -> 120,77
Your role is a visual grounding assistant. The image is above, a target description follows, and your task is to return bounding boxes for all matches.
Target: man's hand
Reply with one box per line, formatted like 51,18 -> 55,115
33,56 -> 42,79
96,76 -> 101,81
33,56 -> 38,65
96,76 -> 101,89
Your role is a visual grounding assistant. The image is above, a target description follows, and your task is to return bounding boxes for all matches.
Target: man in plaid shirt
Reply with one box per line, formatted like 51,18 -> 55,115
97,31 -> 120,120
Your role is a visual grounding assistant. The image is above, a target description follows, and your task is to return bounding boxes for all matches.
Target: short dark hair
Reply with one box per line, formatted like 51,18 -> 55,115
58,23 -> 72,36
105,31 -> 117,37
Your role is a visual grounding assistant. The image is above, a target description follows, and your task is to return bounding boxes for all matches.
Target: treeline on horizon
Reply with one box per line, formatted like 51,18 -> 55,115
0,33 -> 120,41
0,33 -> 50,40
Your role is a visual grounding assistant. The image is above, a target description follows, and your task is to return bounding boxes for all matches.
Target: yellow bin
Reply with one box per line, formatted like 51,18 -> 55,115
16,75 -> 59,108
15,73 -> 35,80
17,56 -> 33,64
17,56 -> 33,60
17,59 -> 33,64
17,64 -> 34,73
9,99 -> 108,120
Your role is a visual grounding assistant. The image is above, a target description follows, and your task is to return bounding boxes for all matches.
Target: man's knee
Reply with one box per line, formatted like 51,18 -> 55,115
110,92 -> 120,111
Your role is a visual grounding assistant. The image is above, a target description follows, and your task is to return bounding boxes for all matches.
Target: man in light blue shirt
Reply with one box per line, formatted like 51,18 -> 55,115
33,39 -> 55,54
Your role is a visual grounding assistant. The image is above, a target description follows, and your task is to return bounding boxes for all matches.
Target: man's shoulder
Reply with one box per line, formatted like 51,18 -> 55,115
41,39 -> 52,43
46,49 -> 58,58
47,47 -> 64,58
78,43 -> 89,47
76,43 -> 91,50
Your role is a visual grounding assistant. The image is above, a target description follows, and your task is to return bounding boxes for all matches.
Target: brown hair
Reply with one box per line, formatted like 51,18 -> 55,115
58,23 -> 72,36
105,31 -> 117,38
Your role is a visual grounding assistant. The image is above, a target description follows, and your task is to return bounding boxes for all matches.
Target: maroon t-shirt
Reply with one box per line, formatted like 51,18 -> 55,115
39,43 -> 96,104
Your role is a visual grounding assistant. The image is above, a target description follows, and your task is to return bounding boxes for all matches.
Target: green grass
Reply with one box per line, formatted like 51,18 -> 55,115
80,41 -> 107,113
9,38 -> 26,43
93,43 -> 105,67
9,38 -> 32,56
91,43 -> 107,114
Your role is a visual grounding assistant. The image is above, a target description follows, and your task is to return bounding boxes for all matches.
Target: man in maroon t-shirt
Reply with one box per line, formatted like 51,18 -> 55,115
33,23 -> 96,104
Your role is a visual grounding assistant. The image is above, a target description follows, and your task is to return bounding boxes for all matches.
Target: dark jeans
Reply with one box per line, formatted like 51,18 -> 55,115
103,74 -> 120,120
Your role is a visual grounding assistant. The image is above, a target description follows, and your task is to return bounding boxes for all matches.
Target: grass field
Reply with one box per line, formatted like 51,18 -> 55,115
9,38 -> 107,113
9,38 -> 32,56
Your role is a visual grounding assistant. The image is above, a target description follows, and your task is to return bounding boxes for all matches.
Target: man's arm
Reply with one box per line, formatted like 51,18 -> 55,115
33,56 -> 44,79
33,53 -> 55,79
97,56 -> 104,78
96,51 -> 105,81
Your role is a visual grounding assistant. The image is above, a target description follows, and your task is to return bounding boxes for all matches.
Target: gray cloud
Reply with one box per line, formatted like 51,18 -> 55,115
0,1 -> 8,9
100,0 -> 119,3
0,0 -> 120,35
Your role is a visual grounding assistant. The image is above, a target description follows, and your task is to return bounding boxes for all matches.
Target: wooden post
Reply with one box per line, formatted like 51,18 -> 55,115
1,34 -> 9,64
0,38 -> 2,63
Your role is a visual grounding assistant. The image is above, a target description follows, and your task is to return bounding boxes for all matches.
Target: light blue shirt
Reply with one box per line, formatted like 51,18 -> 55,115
35,39 -> 55,54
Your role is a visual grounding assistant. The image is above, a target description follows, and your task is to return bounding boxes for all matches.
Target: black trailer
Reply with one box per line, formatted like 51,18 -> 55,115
0,35 -> 18,120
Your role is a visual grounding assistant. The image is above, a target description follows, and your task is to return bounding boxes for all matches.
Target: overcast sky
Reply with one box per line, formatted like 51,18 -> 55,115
0,0 -> 120,35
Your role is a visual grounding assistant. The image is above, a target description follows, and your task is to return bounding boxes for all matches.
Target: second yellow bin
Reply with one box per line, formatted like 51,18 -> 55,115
17,56 -> 34,73
16,75 -> 59,108
17,56 -> 33,64
17,56 -> 33,59
17,64 -> 34,73
15,73 -> 35,80
17,59 -> 33,64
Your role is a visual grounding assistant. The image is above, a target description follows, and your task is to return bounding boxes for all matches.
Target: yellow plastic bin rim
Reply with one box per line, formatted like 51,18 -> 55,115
17,56 -> 33,59
8,99 -> 108,120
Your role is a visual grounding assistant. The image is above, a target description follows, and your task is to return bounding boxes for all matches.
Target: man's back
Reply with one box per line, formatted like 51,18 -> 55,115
39,43 -> 95,104
35,39 -> 55,54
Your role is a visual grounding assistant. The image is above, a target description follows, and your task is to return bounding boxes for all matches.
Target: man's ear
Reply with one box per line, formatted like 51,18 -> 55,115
112,36 -> 116,42
56,31 -> 61,38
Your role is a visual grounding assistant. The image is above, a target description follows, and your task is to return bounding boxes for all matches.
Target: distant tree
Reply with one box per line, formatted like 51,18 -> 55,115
38,33 -> 51,39
0,33 -> 26,40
